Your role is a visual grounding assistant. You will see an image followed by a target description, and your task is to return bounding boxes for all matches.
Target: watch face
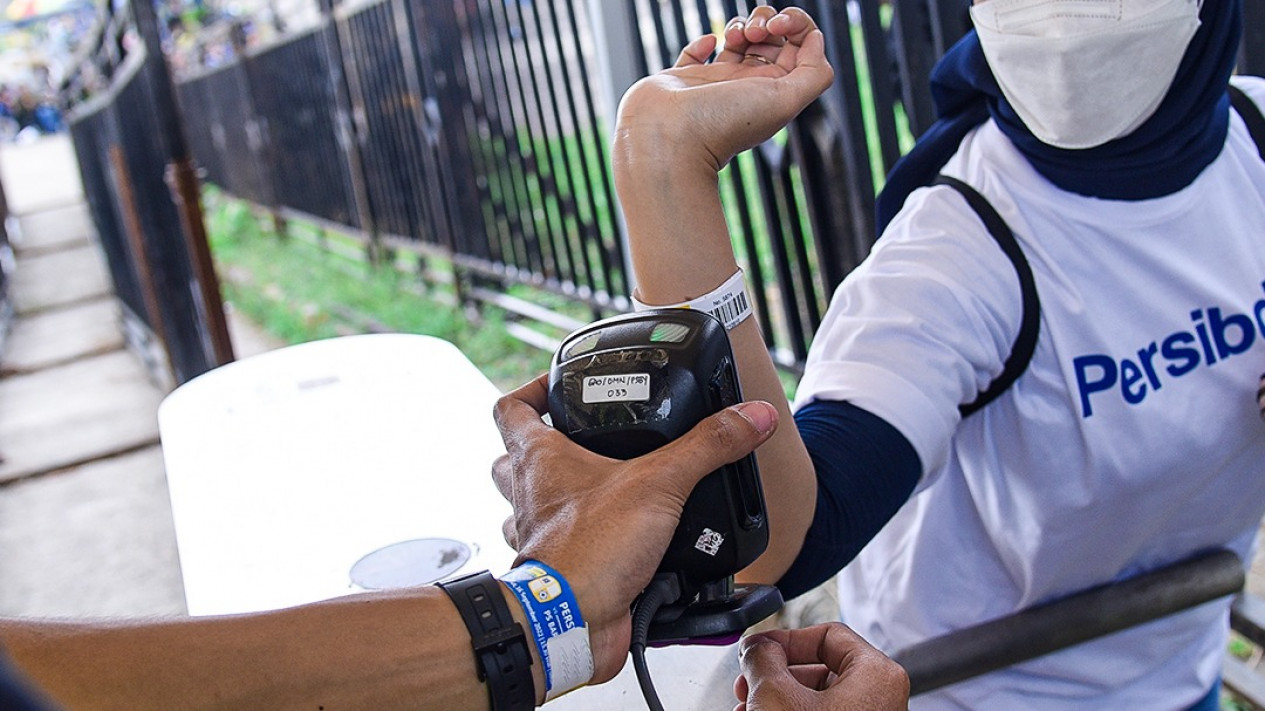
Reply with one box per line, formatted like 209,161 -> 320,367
350,537 -> 473,590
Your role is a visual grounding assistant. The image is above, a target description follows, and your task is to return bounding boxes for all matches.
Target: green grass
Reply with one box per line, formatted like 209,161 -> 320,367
204,188 -> 552,393
205,187 -> 802,401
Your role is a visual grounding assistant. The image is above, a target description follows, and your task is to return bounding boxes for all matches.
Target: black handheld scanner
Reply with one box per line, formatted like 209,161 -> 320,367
548,310 -> 778,635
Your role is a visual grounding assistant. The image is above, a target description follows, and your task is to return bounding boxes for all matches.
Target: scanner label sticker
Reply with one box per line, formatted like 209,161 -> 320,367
695,528 -> 725,556
582,373 -> 650,403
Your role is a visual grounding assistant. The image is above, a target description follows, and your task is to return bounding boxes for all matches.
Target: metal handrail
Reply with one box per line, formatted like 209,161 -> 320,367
892,549 -> 1245,696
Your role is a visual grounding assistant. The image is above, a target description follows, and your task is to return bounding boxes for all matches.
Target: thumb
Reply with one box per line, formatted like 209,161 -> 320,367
639,401 -> 778,492
782,29 -> 834,104
738,635 -> 802,708
674,32 -> 719,68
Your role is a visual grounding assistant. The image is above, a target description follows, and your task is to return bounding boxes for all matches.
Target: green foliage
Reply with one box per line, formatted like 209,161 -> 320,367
1229,633 -> 1256,661
1223,693 -> 1257,711
204,189 -> 552,392
1222,633 -> 1262,710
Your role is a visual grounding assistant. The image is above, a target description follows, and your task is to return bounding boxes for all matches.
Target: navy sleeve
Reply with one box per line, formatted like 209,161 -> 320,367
775,400 -> 922,601
0,652 -> 53,711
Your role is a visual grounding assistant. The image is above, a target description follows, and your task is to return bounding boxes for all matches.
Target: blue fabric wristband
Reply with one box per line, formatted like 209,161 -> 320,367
501,560 -> 592,699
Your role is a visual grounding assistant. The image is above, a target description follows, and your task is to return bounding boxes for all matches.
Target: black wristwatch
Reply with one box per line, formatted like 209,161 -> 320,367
438,570 -> 535,711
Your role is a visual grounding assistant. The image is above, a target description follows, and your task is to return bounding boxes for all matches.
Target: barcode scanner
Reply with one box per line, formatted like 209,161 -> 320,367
548,309 -> 783,709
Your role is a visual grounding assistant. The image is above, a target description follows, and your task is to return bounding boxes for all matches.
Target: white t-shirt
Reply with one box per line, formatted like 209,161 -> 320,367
794,76 -> 1265,710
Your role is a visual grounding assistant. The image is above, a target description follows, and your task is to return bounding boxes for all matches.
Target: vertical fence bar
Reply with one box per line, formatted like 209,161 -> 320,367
68,107 -> 149,330
318,0 -> 379,256
108,143 -> 171,368
527,0 -> 595,300
406,0 -> 491,313
345,3 -> 412,243
392,0 -> 459,254
495,0 -> 569,285
810,0 -> 879,264
251,30 -> 357,227
131,0 -> 234,372
475,1 -> 550,278
1242,0 -> 1265,77
580,0 -> 639,299
449,3 -> 524,271
511,0 -> 585,292
852,0 -> 903,171
645,0 -> 673,70
927,0 -> 970,57
540,0 -> 613,302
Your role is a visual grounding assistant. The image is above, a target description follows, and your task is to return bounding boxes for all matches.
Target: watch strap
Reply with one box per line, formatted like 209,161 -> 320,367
438,570 -> 535,710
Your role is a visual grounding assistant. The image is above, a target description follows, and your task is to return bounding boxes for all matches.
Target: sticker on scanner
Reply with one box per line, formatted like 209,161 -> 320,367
582,373 -> 650,404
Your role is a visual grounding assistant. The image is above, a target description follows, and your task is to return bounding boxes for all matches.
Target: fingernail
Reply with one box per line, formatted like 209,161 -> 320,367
737,633 -> 770,658
733,402 -> 776,434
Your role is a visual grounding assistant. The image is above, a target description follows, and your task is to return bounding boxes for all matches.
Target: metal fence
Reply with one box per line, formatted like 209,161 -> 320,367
65,0 -> 233,386
174,0 -> 1265,372
171,0 -> 951,368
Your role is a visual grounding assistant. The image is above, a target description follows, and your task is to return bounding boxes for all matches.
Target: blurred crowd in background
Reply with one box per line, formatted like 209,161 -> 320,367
0,0 -> 90,140
0,82 -> 63,140
0,0 -> 318,135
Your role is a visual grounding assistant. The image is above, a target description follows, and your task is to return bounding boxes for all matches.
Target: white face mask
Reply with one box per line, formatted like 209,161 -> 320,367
970,0 -> 1202,150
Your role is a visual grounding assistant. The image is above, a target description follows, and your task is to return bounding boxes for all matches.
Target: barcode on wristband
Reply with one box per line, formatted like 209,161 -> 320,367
705,289 -> 750,330
631,270 -> 752,330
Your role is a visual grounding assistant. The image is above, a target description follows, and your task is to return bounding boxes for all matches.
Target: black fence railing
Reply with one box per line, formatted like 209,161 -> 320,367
172,0 -> 942,368
173,0 -> 1265,372
65,0 -> 232,386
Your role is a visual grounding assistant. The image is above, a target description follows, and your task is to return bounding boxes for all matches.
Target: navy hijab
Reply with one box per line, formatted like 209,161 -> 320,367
875,0 -> 1244,234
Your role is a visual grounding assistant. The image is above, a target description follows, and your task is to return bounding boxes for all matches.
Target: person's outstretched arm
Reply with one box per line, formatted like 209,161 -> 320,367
0,379 -> 780,711
2,587 -> 512,711
613,6 -> 835,583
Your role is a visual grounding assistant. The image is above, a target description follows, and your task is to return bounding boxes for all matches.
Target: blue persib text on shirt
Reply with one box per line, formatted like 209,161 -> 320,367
1074,281 -> 1265,417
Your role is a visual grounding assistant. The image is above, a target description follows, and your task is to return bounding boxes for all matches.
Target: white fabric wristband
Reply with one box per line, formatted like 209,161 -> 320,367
631,269 -> 753,331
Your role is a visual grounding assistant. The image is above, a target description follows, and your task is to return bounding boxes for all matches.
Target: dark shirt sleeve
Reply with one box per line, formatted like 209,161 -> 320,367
775,399 -> 922,601
0,651 -> 54,711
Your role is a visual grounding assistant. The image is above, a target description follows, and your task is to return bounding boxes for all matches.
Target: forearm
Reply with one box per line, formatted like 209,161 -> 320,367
614,127 -> 817,583
2,585 -> 545,711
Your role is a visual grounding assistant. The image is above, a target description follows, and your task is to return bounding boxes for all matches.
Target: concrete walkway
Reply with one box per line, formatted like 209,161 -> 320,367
0,134 -> 280,618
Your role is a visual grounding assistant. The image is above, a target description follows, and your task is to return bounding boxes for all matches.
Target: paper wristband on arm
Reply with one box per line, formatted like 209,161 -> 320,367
631,269 -> 753,331
501,560 -> 594,700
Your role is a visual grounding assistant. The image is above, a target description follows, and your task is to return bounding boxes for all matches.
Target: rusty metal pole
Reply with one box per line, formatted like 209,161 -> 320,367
109,145 -> 177,383
130,0 -> 235,367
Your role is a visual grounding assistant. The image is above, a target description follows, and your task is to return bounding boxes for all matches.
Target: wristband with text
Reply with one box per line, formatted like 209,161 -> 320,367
437,570 -> 535,711
631,269 -> 753,331
501,560 -> 593,700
